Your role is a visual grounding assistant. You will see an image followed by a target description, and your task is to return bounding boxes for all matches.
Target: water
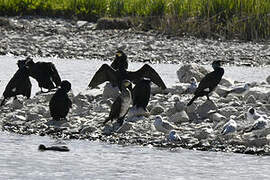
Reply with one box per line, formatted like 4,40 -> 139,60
1,55 -> 270,179
0,132 -> 270,180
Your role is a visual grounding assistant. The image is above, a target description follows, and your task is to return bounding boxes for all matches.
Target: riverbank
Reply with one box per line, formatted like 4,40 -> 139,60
0,16 -> 270,66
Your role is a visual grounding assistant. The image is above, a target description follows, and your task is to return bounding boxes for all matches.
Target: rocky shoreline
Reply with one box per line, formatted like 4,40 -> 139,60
1,63 -> 270,156
0,16 -> 270,66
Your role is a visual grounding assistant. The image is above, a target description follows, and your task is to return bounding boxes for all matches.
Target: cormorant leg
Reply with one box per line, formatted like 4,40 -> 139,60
206,94 -> 210,100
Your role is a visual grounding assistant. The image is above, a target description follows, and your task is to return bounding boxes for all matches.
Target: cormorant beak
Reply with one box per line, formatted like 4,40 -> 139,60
116,52 -> 122,57
124,81 -> 131,87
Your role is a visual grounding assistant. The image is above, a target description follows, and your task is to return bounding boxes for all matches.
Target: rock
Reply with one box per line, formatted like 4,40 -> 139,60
77,20 -> 88,28
150,104 -> 165,115
102,83 -> 120,99
215,85 -> 229,97
195,127 -> 214,140
266,75 -> 270,84
73,93 -> 90,107
196,100 -> 217,119
209,113 -> 226,122
219,107 -> 238,118
96,17 -> 131,30
174,101 -> 186,112
26,112 -> 43,121
116,122 -> 132,133
219,78 -> 233,87
177,64 -> 208,83
80,126 -> 97,134
127,106 -> 149,118
246,95 -> 256,104
169,111 -> 189,124
12,99 -> 23,109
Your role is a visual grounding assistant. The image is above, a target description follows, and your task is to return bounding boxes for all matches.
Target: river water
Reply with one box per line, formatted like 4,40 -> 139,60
0,56 -> 270,179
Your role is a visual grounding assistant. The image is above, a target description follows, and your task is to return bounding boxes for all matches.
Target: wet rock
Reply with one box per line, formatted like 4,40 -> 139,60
177,64 -> 208,83
150,104 -> 165,115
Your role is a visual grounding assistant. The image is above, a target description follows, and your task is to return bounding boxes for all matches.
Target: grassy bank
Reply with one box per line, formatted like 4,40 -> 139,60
0,0 -> 270,40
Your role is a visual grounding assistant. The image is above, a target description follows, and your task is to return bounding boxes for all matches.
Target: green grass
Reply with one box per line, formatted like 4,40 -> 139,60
0,0 -> 270,40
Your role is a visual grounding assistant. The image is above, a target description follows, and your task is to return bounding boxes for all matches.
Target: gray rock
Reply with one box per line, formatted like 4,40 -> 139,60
169,111 -> 189,124
102,83 -> 120,99
220,78 -> 233,87
150,104 -> 165,115
209,113 -> 226,122
174,101 -> 186,112
196,100 -> 217,119
266,75 -> 270,84
12,99 -> 23,110
80,126 -> 97,134
177,64 -> 208,83
246,95 -> 256,104
219,107 -> 238,118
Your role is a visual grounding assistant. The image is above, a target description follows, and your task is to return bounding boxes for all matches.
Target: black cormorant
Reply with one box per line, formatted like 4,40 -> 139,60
187,60 -> 225,106
1,60 -> 32,106
49,80 -> 72,121
103,80 -> 132,126
21,57 -> 61,92
88,51 -> 167,91
132,77 -> 151,110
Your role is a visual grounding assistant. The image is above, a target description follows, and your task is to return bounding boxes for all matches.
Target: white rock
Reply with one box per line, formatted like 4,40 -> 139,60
177,64 -> 208,83
209,113 -> 226,122
219,107 -> 238,118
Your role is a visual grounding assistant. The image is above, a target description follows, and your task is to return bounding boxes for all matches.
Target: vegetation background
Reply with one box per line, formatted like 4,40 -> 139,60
0,0 -> 270,40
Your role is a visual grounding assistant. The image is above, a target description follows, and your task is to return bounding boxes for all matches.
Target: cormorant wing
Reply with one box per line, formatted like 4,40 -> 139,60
48,64 -> 61,87
88,64 -> 118,88
127,64 -> 167,89
195,71 -> 221,93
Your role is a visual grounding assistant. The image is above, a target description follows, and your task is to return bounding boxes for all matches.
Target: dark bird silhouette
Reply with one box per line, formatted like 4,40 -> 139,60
49,80 -> 72,121
21,57 -> 61,92
88,51 -> 167,91
132,78 -> 151,110
1,60 -> 32,106
38,144 -> 69,152
103,80 -> 132,126
187,60 -> 225,106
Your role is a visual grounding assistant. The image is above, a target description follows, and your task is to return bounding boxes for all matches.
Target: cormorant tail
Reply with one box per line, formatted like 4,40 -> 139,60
187,96 -> 197,106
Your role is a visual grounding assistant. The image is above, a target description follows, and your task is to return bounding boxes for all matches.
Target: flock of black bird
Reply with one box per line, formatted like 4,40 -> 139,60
1,51 -> 225,125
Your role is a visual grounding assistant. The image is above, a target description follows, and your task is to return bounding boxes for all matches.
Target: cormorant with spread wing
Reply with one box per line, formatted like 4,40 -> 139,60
88,51 -> 167,90
187,60 -> 225,106
20,57 -> 62,92
1,60 -> 32,106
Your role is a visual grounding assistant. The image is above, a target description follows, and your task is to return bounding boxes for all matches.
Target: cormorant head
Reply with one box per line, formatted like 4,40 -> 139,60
111,50 -> 128,70
211,60 -> 222,70
60,80 -> 71,93
17,60 -> 27,69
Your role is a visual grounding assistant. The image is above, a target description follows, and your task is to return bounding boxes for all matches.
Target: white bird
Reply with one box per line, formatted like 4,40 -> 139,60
168,130 -> 181,142
245,108 -> 268,132
221,119 -> 237,135
224,83 -> 251,98
185,77 -> 198,94
154,115 -> 176,134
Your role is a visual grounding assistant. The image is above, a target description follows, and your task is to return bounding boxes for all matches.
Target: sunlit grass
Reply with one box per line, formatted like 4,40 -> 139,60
0,0 -> 270,40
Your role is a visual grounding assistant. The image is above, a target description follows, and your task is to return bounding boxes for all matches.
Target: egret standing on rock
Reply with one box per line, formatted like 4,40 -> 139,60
49,80 -> 72,121
103,80 -> 132,126
1,60 -> 32,106
187,60 -> 225,106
